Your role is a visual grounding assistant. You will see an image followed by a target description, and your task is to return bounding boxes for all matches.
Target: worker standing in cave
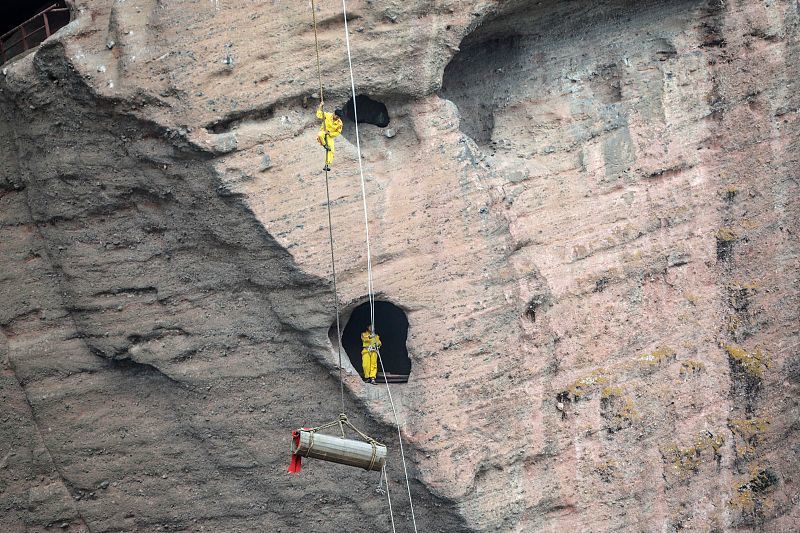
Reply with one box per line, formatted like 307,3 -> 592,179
316,103 -> 344,172
361,325 -> 382,384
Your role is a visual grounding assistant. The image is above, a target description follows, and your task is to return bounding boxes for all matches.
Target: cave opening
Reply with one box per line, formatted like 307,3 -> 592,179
440,33 -> 523,144
342,95 -> 390,127
336,301 -> 411,383
439,0 -> 705,148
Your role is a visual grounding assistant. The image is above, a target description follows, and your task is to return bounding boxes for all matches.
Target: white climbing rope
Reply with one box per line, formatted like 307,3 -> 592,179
340,2 -> 418,531
311,0 -> 398,533
381,464 -> 397,532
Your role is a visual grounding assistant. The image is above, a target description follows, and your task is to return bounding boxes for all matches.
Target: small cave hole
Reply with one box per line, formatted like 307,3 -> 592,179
336,301 -> 410,383
342,95 -> 390,127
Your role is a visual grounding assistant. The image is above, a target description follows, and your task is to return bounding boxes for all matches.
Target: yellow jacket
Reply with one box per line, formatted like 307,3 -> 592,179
317,107 -> 343,138
361,331 -> 382,352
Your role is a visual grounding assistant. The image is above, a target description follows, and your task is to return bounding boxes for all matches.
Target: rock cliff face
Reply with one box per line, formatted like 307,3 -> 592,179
1,1 -> 798,531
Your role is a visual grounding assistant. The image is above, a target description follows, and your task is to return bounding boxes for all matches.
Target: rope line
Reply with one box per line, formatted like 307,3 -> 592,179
310,0 -> 324,108
324,169 -> 346,413
340,2 -> 418,531
375,347 -> 418,532
382,465 -> 397,532
311,1 -> 342,412
338,4 -> 375,331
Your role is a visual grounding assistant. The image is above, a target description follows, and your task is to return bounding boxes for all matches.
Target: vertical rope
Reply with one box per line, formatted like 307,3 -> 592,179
340,2 -> 418,531
382,464 -> 397,532
324,169 -> 345,414
374,347 -> 417,532
311,0 -> 324,108
338,5 -> 375,331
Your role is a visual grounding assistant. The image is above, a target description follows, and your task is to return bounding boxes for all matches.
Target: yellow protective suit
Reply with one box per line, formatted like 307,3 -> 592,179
316,106 -> 343,168
361,330 -> 382,380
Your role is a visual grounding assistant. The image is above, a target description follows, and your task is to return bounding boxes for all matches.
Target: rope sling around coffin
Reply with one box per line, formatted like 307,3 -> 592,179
289,413 -> 387,474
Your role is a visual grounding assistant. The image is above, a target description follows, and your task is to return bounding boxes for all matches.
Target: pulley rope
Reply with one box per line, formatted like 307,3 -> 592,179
382,464 -> 397,532
340,2 -> 418,531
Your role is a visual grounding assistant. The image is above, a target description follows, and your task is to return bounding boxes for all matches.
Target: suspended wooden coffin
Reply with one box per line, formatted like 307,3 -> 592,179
289,428 -> 387,473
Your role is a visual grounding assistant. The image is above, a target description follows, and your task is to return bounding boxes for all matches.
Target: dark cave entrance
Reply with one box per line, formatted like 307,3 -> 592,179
342,95 -> 390,127
336,301 -> 411,383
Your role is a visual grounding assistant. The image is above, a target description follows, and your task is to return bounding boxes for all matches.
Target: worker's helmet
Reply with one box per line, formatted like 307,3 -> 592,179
334,108 -> 344,118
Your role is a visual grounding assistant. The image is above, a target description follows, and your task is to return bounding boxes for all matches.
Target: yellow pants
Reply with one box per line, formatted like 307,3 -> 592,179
317,131 -> 335,166
362,349 -> 377,379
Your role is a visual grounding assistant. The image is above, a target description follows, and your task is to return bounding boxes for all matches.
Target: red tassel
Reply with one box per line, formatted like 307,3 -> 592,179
288,430 -> 302,474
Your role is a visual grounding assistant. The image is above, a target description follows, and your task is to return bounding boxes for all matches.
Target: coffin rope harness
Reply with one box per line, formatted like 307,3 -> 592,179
303,414 -> 383,470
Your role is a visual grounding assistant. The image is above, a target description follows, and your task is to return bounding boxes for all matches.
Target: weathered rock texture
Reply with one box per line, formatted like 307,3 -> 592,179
1,0 -> 798,531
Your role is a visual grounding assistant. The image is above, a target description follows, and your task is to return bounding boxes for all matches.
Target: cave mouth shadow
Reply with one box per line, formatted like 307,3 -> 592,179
333,301 -> 411,383
438,0 -> 706,147
342,94 -> 390,127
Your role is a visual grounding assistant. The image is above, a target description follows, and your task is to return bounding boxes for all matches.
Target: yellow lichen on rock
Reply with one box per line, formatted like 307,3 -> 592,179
663,431 -> 724,478
600,386 -> 639,430
729,468 -> 778,513
601,385 -> 624,399
594,459 -> 620,482
637,346 -> 676,366
680,359 -> 706,377
729,417 -> 770,457
716,226 -> 739,241
723,185 -> 739,198
566,369 -> 608,400
727,315 -> 743,334
724,344 -> 770,377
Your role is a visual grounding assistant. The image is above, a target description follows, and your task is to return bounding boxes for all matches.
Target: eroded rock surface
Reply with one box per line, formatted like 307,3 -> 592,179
1,0 -> 798,531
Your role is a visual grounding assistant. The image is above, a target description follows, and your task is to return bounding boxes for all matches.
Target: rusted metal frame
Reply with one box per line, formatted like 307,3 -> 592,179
0,4 -> 59,42
1,4 -> 72,64
3,25 -> 48,52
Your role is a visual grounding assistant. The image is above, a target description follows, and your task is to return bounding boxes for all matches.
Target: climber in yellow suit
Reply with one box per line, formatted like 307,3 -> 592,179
361,325 -> 382,384
316,103 -> 344,172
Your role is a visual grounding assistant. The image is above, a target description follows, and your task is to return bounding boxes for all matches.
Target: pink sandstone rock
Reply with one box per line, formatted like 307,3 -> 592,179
0,0 -> 797,531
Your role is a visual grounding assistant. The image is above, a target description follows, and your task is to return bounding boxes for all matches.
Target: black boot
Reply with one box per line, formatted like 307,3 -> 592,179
323,165 -> 331,172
